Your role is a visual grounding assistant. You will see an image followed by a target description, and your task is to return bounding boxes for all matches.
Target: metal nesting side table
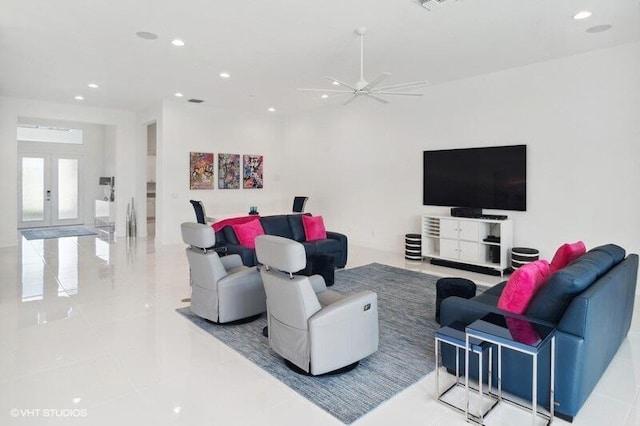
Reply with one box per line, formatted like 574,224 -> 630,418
435,322 -> 499,423
466,313 -> 556,426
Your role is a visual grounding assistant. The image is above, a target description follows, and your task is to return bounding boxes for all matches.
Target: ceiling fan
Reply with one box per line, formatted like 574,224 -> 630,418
298,27 -> 428,105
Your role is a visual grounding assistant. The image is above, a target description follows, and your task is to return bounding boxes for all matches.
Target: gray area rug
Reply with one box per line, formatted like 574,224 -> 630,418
21,226 -> 98,240
177,263 -> 443,424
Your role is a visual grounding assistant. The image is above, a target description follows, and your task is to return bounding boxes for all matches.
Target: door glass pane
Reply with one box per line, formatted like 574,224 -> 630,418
58,158 -> 79,220
22,157 -> 44,222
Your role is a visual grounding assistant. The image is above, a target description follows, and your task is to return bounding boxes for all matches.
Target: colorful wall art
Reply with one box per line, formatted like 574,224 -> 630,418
243,155 -> 264,189
218,153 -> 240,189
189,152 -> 214,189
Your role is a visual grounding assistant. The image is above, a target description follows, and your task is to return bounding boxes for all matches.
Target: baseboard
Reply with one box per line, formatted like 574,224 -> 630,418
430,258 -> 503,277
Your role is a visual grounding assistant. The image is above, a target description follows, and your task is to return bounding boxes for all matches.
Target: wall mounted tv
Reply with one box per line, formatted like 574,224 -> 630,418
423,145 -> 526,211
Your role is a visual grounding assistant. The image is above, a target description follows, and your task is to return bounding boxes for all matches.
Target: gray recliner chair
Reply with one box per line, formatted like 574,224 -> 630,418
181,222 -> 266,323
255,235 -> 379,375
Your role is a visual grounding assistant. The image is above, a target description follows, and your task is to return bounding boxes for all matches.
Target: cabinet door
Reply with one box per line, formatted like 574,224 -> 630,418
459,241 -> 480,262
440,239 -> 459,259
458,220 -> 479,241
440,219 -> 459,239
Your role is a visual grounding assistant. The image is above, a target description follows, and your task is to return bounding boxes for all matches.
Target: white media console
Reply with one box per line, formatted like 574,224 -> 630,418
421,214 -> 513,276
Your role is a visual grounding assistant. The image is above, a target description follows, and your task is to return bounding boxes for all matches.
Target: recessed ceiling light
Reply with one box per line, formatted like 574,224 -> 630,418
268,107 -> 275,112
74,95 -> 84,101
174,92 -> 184,97
219,72 -> 230,78
87,83 -> 99,89
136,31 -> 158,40
586,24 -> 613,33
573,10 -> 592,20
321,94 -> 329,99
332,81 -> 340,86
171,39 -> 185,47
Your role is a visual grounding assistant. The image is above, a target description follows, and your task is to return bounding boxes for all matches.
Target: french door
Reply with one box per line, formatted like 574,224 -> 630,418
18,154 -> 84,229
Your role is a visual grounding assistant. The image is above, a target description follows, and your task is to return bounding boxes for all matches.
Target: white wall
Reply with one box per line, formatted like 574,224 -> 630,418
0,97 -> 138,246
281,42 -> 640,260
157,100 -> 284,244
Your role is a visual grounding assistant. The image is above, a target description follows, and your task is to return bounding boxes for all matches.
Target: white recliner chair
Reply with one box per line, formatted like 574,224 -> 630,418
255,235 -> 379,375
181,222 -> 266,323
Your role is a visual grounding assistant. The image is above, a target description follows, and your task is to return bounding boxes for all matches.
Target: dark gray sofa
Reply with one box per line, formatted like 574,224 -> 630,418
214,214 -> 348,268
440,244 -> 638,421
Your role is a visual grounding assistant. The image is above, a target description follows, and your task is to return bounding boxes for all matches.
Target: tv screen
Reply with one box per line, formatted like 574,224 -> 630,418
423,145 -> 526,211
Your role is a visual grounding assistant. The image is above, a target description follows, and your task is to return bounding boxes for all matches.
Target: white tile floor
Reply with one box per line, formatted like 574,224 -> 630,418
0,234 -> 638,425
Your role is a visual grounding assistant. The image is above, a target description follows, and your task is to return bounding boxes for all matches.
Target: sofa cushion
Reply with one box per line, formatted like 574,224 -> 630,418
287,214 -> 309,242
591,244 -> 626,265
260,215 -> 294,239
485,281 -> 507,297
302,215 -> 327,241
232,218 -> 264,249
526,249 -> 614,323
497,260 -> 551,314
301,242 -> 318,256
550,241 -> 586,273
222,226 -> 239,244
473,292 -> 500,306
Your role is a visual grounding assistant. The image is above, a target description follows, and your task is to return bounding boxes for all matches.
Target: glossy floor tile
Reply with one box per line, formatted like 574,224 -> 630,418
0,234 -> 638,425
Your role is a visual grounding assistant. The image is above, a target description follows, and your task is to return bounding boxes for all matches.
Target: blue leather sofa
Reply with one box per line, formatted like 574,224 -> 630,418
214,214 -> 348,268
440,244 -> 639,421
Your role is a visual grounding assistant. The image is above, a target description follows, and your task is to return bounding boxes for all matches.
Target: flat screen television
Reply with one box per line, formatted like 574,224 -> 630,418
423,145 -> 526,211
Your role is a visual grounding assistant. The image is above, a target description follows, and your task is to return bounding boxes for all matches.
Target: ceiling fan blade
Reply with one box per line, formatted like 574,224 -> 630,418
368,94 -> 390,104
374,80 -> 429,91
297,88 -> 354,93
343,95 -> 359,106
325,77 -> 357,91
374,91 -> 424,96
362,72 -> 391,91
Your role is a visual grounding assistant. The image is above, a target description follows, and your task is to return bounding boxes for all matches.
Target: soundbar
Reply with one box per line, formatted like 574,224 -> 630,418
450,207 -> 507,220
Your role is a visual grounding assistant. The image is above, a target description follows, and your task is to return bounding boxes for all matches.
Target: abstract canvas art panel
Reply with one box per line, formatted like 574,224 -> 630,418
243,155 -> 264,189
218,153 -> 240,189
190,152 -> 214,189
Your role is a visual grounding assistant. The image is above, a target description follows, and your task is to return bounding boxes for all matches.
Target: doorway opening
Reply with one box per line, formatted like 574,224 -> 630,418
146,123 -> 157,239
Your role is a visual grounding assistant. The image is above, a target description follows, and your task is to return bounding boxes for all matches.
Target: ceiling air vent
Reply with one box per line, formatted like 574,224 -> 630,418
188,98 -> 204,103
413,0 -> 452,11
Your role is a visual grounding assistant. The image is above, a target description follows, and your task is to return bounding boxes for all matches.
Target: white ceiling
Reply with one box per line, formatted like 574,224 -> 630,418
1,0 -> 639,115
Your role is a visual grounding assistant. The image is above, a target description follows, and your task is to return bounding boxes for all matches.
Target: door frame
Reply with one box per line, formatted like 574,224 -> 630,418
18,152 -> 86,229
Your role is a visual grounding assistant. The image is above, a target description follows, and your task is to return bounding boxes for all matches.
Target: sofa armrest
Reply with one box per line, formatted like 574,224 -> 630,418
325,231 -> 348,268
440,296 -> 554,328
440,296 -> 501,327
225,244 -> 257,266
220,254 -> 243,271
326,231 -> 347,244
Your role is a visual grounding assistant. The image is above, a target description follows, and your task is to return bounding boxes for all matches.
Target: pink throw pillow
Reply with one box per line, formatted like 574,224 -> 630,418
549,241 -> 586,272
302,215 -> 327,241
231,218 -> 264,249
497,260 -> 551,314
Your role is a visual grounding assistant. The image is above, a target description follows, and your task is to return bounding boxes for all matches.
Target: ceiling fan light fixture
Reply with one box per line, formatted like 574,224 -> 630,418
573,10 -> 592,20
297,28 -> 428,105
413,0 -> 449,11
